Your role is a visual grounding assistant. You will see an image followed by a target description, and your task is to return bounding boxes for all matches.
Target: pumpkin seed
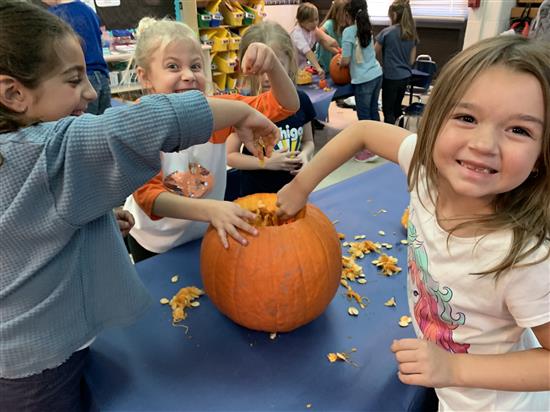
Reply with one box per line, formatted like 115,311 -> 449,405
190,301 -> 200,307
357,278 -> 367,284
348,307 -> 359,316
160,298 -> 170,305
171,275 -> 179,283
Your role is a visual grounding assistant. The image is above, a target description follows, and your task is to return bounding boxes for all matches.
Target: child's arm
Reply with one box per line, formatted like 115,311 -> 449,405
240,43 -> 299,113
316,27 -> 340,54
152,193 -> 258,249
392,322 -> 550,391
290,122 -> 314,175
305,50 -> 325,78
207,98 -> 280,159
374,42 -> 383,65
226,133 -> 302,171
276,121 -> 410,217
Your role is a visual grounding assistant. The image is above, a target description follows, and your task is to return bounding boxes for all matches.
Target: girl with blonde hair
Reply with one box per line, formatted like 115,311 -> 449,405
124,18 -> 298,261
277,35 -> 550,411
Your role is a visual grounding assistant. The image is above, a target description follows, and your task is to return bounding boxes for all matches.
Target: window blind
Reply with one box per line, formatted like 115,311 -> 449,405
367,0 -> 469,23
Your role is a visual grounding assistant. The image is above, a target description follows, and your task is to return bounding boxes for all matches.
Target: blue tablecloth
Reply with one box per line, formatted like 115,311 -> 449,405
298,78 -> 354,121
85,163 -> 432,411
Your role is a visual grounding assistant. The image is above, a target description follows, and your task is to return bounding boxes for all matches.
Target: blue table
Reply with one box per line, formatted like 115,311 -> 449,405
85,163 -> 432,411
298,78 -> 353,122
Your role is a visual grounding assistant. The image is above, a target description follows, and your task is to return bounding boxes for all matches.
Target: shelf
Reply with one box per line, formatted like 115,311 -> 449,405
104,52 -> 133,63
111,84 -> 142,94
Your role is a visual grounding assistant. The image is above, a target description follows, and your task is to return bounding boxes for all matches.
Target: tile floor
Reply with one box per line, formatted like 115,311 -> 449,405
312,102 -> 386,191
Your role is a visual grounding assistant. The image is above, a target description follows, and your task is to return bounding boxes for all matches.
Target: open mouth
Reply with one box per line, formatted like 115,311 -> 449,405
457,160 -> 497,174
175,88 -> 197,93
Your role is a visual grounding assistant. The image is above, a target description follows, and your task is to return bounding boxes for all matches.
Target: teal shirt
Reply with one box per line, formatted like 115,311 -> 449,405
341,25 -> 383,85
0,92 -> 213,378
316,19 -> 342,72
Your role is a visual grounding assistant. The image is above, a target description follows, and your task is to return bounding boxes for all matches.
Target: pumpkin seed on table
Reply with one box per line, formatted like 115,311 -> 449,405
160,298 -> 170,305
171,275 -> 179,283
348,307 -> 359,316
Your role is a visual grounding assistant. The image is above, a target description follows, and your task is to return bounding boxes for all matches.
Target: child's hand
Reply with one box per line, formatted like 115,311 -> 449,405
289,151 -> 308,175
391,338 -> 457,388
317,68 -> 326,80
276,180 -> 308,219
114,208 -> 135,237
265,149 -> 303,171
233,106 -> 280,161
205,200 -> 258,248
240,42 -> 278,75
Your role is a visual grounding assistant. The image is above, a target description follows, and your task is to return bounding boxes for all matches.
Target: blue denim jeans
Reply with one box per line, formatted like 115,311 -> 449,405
0,348 -> 90,412
354,75 -> 383,121
86,71 -> 111,115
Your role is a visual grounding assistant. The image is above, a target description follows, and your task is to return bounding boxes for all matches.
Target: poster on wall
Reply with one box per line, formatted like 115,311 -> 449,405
96,0 -> 121,7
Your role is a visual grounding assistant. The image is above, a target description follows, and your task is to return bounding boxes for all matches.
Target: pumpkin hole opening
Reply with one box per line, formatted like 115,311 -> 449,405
241,198 -> 305,227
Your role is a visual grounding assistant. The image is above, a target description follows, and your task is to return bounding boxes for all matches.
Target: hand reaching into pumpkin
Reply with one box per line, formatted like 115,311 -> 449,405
203,199 -> 259,248
275,179 -> 309,219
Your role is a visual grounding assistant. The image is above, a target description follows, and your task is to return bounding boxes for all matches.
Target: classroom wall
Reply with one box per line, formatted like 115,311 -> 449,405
463,0 -> 516,48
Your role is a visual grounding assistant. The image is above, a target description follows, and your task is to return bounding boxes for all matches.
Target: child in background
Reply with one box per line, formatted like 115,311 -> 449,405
277,35 -> 550,411
290,2 -> 339,78
42,0 -> 112,115
123,18 -> 299,262
375,0 -> 418,125
227,22 -> 316,196
316,0 -> 350,73
0,2 -> 279,409
340,0 -> 382,162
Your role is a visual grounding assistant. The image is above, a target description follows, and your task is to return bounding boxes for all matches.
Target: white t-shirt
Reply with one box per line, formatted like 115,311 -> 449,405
290,25 -> 318,69
124,142 -> 227,253
398,134 -> 550,411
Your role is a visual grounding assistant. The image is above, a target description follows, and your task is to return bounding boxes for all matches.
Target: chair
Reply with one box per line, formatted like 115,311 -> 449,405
407,54 -> 437,105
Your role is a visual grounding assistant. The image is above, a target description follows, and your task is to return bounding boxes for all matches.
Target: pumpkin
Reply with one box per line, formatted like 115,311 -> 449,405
329,53 -> 351,85
200,193 -> 341,332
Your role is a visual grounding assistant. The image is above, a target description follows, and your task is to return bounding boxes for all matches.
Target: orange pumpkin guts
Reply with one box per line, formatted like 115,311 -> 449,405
200,193 -> 341,332
329,53 -> 351,85
401,207 -> 409,229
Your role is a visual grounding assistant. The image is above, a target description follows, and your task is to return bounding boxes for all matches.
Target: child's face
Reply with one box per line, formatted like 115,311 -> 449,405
301,16 -> 319,32
24,36 -> 97,122
433,65 -> 543,211
139,39 -> 206,95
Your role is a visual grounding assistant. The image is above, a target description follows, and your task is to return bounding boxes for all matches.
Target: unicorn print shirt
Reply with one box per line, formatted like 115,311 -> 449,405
398,134 -> 550,411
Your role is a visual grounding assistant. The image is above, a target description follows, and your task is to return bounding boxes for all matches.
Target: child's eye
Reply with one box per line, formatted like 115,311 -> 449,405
167,63 -> 179,70
454,114 -> 476,124
511,126 -> 531,137
191,63 -> 202,72
68,78 -> 82,86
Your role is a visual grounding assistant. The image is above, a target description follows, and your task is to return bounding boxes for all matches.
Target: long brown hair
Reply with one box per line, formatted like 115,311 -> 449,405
321,0 -> 350,37
389,0 -> 418,41
408,35 -> 550,278
0,0 -> 76,132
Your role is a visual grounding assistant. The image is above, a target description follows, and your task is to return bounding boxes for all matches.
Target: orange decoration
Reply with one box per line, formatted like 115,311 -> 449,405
318,79 -> 328,89
200,193 -> 341,332
401,207 -> 409,229
329,53 -> 351,85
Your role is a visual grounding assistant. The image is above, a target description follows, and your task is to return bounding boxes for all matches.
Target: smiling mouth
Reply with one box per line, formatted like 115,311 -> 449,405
175,88 -> 197,93
457,160 -> 497,174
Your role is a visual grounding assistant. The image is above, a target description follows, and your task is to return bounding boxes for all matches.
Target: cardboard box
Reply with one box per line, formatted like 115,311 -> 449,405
516,0 -> 542,5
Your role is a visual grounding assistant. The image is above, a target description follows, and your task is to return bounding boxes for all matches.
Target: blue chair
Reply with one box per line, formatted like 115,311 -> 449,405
407,54 -> 437,105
